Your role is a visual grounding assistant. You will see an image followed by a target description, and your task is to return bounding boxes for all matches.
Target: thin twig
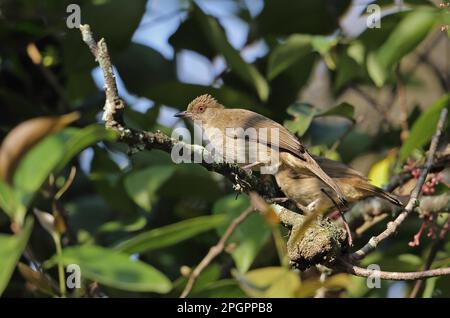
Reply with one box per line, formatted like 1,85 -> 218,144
330,115 -> 363,152
348,83 -> 389,120
55,166 -> 77,200
180,206 -> 255,298
395,64 -> 409,142
409,215 -> 450,298
351,108 -> 447,261
339,259 -> 450,281
321,188 -> 352,246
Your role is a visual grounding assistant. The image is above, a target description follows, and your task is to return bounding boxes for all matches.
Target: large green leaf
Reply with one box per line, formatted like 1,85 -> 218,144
132,82 -> 258,110
45,245 -> 171,293
213,195 -> 270,273
399,94 -> 450,164
12,125 -> 116,209
124,165 -> 176,212
113,43 -> 258,109
192,279 -> 246,298
267,35 -> 312,80
115,214 -> 227,254
284,103 -> 316,137
235,266 -> 301,298
256,0 -> 351,36
317,102 -> 355,120
90,148 -> 137,217
63,0 -> 147,73
190,4 -> 269,101
368,8 -> 437,87
0,180 -> 25,222
284,102 -> 355,136
62,0 -> 146,99
115,43 -> 176,94
57,125 -> 117,171
0,217 -> 33,295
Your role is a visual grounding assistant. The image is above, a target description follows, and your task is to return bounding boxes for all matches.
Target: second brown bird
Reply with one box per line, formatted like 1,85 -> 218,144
275,156 -> 402,214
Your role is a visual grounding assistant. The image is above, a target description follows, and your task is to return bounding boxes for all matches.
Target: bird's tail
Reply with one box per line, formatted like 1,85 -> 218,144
357,183 -> 403,207
282,152 -> 348,206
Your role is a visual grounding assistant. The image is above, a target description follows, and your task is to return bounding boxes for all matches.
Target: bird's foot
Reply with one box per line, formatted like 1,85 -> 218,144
270,197 -> 290,203
295,199 -> 319,214
232,174 -> 251,193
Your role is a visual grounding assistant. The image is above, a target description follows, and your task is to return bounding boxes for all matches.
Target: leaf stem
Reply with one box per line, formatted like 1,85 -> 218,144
53,234 -> 66,297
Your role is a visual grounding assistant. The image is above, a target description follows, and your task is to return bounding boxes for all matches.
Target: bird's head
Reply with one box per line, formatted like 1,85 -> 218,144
174,94 -> 224,123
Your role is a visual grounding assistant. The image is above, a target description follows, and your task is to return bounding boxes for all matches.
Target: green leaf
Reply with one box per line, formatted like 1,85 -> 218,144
192,279 -> 246,298
12,125 -> 116,209
399,94 -> 450,164
284,102 -> 355,137
311,36 -> 337,55
114,43 -> 176,94
191,4 -> 269,101
57,125 -> 117,172
256,0 -> 351,36
63,0 -> 147,73
135,82 -> 258,110
235,266 -> 301,298
368,9 -> 437,87
317,102 -> 355,120
283,103 -> 316,136
13,133 -> 64,206
267,34 -> 312,80
124,165 -> 176,212
423,277 -> 439,298
268,34 -> 339,80
368,151 -> 397,187
0,217 -> 33,295
213,195 -> 271,273
45,245 -> 172,293
115,214 -> 228,254
0,180 -> 25,222
90,148 -> 137,217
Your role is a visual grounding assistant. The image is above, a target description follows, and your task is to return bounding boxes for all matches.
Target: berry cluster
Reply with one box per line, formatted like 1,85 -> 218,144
422,174 -> 443,194
408,214 -> 436,247
403,158 -> 442,194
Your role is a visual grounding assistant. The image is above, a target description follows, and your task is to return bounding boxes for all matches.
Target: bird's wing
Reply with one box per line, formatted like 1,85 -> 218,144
222,109 -> 306,158
311,156 -> 368,179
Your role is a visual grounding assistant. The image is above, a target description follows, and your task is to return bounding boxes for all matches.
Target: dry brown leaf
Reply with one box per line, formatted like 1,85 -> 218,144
0,112 -> 80,183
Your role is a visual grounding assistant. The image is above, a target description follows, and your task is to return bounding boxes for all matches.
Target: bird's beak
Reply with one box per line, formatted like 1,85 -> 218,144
174,111 -> 190,118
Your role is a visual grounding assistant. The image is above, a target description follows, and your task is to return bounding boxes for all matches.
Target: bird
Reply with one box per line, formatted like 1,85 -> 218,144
274,156 -> 403,214
174,94 -> 347,205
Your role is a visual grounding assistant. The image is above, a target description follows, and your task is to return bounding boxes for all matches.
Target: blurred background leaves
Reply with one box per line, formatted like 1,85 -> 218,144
0,0 -> 449,298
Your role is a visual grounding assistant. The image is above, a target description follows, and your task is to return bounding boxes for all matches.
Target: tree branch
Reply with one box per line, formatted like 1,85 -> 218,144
338,259 -> 450,281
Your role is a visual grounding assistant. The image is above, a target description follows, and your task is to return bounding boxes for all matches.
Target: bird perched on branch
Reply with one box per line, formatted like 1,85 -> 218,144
175,94 -> 347,205
275,156 -> 403,214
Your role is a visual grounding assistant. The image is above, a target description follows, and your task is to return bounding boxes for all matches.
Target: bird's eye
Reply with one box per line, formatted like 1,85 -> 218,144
198,106 -> 205,113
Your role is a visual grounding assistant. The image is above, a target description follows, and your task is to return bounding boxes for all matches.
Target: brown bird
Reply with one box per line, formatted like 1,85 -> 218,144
275,156 -> 402,214
175,94 -> 347,204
